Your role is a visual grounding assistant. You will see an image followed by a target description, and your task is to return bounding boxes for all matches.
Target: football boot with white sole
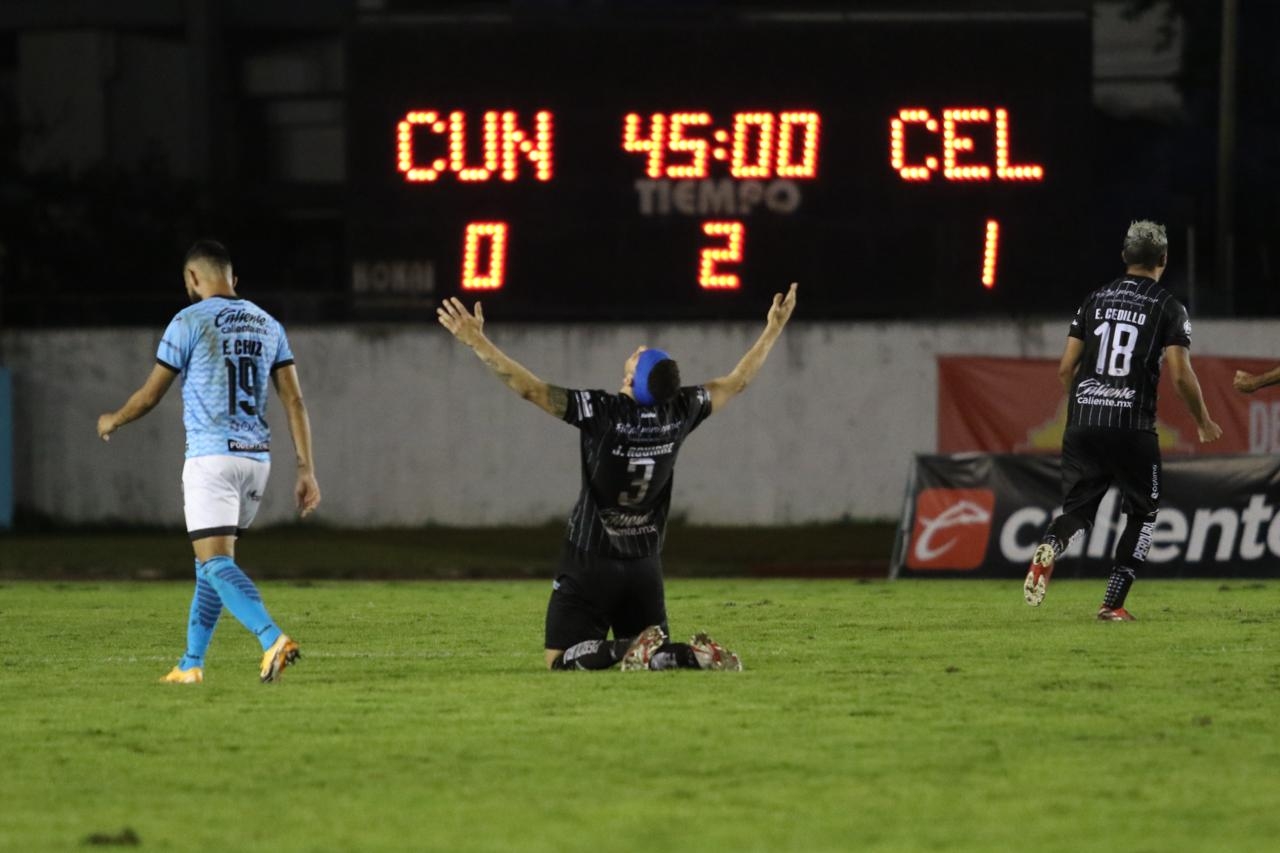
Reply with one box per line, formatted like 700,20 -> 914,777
260,635 -> 300,683
688,633 -> 743,671
160,666 -> 203,684
1024,543 -> 1056,606
619,625 -> 667,671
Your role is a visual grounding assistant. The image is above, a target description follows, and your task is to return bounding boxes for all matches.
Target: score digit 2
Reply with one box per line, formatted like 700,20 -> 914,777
699,221 -> 745,290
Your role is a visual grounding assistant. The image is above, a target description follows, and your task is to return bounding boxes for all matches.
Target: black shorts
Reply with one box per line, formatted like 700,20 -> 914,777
544,543 -> 668,650
1060,426 -> 1161,519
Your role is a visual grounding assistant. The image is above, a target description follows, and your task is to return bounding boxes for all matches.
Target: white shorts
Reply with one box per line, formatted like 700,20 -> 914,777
182,455 -> 271,540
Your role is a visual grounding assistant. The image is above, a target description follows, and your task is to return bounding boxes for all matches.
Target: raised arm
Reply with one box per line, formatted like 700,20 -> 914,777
1057,337 -> 1084,393
271,364 -> 321,517
1233,364 -> 1280,394
97,363 -> 178,441
1165,345 -> 1222,443
437,298 -> 568,418
705,283 -> 798,414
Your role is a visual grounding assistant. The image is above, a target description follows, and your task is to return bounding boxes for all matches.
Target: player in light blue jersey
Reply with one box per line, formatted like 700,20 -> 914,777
98,240 -> 321,684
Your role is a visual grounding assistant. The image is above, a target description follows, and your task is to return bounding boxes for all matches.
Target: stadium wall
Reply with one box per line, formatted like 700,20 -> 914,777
4,319 -> 1279,527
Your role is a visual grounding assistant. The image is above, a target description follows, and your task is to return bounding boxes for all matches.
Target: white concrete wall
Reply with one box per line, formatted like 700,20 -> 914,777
4,319 -> 1279,526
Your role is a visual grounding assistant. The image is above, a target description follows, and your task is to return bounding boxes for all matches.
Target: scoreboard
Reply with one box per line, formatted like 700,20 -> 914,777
347,15 -> 1091,319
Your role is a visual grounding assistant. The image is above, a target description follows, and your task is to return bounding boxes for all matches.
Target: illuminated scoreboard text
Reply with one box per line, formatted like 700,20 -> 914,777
348,18 -> 1091,318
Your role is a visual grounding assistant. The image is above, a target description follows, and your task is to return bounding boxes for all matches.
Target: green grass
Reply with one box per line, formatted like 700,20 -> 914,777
2,579 -> 1278,852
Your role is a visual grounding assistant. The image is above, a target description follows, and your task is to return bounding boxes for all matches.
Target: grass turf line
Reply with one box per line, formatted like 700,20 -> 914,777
1,579 -> 1278,852
0,522 -> 897,579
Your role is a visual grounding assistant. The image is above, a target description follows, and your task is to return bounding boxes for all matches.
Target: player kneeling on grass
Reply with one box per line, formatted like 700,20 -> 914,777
1023,221 -> 1220,620
97,240 -> 321,683
438,283 -> 798,670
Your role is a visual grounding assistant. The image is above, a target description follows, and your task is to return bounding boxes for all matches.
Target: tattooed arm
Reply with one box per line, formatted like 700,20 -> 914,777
436,297 -> 569,418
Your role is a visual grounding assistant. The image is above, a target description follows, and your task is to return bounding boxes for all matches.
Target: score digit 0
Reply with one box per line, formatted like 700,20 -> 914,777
462,222 -> 509,291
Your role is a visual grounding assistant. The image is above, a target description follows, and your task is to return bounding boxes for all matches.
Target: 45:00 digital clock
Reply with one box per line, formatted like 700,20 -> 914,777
347,15 -> 1091,320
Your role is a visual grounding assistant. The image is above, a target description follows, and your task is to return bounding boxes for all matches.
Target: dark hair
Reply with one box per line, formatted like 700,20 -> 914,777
1121,220 -> 1168,268
184,239 -> 233,273
647,359 -> 681,404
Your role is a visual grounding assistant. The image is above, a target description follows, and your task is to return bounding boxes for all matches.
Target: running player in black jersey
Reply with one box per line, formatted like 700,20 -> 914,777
1023,221 -> 1221,620
437,283 -> 798,670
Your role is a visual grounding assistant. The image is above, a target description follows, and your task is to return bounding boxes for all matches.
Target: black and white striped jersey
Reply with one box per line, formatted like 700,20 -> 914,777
561,386 -> 713,558
1066,275 -> 1192,432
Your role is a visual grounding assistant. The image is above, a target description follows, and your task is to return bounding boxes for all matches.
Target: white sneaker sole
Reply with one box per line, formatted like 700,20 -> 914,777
1024,571 -> 1047,606
1024,545 -> 1054,607
619,626 -> 666,672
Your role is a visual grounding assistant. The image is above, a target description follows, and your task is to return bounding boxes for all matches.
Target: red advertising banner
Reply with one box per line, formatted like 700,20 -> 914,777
938,355 -> 1280,455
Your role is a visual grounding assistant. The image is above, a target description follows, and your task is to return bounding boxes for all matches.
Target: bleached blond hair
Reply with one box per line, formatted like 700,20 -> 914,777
1122,220 -> 1168,268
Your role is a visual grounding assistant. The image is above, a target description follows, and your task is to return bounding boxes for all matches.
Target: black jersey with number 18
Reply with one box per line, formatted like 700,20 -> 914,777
561,387 -> 713,559
1066,275 -> 1192,432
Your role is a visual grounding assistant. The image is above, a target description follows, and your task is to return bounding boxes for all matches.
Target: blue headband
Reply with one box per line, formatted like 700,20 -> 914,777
633,348 -> 671,405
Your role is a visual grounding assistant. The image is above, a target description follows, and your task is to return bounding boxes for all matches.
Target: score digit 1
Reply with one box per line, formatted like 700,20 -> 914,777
981,219 -> 999,290
462,222 -> 508,291
699,221 -> 745,290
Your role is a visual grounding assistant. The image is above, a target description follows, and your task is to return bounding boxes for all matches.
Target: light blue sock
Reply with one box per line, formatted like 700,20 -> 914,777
178,561 -> 223,670
197,556 -> 282,651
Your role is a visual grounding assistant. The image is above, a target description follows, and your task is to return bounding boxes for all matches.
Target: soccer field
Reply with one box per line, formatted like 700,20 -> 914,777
2,579 -> 1277,852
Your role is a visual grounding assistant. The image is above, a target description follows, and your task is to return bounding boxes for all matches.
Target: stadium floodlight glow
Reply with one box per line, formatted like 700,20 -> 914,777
462,222 -> 509,290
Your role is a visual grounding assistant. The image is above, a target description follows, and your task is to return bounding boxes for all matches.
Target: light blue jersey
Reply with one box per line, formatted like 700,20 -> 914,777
156,296 -> 294,461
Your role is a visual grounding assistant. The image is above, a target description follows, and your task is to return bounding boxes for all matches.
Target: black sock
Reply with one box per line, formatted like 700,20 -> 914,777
647,642 -> 701,671
1103,567 -> 1136,608
1115,511 -> 1157,567
549,638 -> 632,670
1045,512 -> 1091,557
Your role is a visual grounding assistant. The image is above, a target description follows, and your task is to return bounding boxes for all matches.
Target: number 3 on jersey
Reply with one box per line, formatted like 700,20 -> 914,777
1092,321 -> 1137,377
619,458 -> 655,506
